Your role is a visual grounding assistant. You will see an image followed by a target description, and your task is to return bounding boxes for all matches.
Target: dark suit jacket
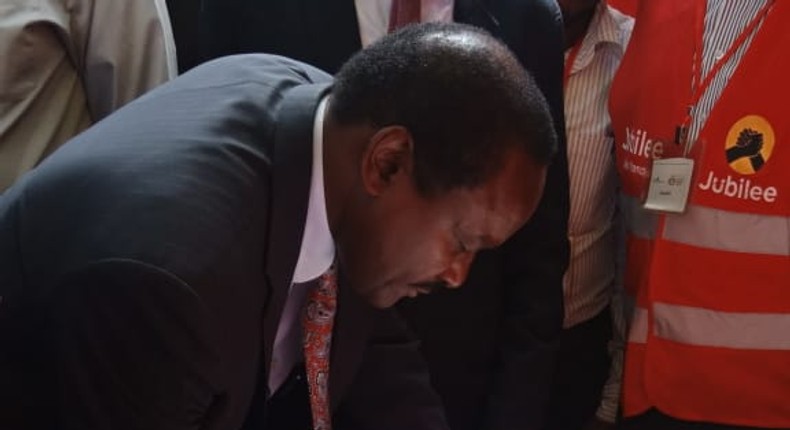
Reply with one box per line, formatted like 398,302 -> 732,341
401,2 -> 570,430
0,55 -> 447,430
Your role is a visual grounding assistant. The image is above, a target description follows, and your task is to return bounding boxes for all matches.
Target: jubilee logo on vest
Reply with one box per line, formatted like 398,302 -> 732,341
621,127 -> 665,179
698,115 -> 778,203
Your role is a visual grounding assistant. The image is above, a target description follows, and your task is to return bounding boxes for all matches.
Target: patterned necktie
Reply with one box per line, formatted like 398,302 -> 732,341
302,266 -> 338,430
389,0 -> 422,32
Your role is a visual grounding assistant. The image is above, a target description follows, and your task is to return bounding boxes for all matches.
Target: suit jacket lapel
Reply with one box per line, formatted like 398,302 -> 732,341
263,82 -> 332,380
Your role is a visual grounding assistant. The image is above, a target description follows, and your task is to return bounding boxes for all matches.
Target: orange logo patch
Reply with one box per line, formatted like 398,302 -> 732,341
724,115 -> 775,175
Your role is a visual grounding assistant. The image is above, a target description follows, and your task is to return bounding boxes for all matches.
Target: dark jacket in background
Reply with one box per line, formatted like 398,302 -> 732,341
166,0 -> 201,72
200,0 -> 361,74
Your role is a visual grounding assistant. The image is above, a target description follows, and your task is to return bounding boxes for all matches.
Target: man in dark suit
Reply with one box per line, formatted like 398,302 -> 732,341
0,23 -> 557,430
199,2 -> 569,430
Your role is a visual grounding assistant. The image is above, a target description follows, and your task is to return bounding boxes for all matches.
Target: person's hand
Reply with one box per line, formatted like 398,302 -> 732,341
582,417 -> 616,430
736,128 -> 764,156
727,128 -> 764,162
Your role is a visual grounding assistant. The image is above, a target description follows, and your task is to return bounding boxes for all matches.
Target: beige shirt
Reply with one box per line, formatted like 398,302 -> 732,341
0,0 -> 177,191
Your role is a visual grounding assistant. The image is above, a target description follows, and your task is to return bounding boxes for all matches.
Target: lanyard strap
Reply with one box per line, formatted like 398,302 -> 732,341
677,0 -> 775,150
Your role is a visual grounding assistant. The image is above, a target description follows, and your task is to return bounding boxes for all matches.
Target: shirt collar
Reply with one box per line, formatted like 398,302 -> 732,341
291,96 -> 335,284
569,2 -> 634,75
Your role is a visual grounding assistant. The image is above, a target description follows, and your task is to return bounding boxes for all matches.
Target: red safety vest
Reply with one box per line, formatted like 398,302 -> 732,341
610,0 -> 790,427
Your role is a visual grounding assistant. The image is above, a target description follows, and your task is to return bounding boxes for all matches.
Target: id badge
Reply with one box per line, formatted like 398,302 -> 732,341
643,158 -> 695,213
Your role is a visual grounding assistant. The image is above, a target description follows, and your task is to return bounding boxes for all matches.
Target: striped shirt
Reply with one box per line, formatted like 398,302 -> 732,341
563,2 -> 633,422
563,2 -> 633,329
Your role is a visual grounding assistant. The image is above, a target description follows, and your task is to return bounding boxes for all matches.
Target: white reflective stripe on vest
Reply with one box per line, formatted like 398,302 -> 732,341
653,303 -> 790,350
662,204 -> 790,256
628,306 -> 649,344
621,194 -> 658,240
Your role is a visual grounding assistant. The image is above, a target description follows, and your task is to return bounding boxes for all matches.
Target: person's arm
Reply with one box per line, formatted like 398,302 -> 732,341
48,259 -> 223,430
592,199 -> 629,426
590,16 -> 634,426
334,309 -> 451,430
70,0 -> 178,121
592,290 -> 627,425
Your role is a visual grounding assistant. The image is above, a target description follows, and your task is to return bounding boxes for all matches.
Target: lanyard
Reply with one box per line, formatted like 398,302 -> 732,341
563,41 -> 583,89
676,0 -> 775,153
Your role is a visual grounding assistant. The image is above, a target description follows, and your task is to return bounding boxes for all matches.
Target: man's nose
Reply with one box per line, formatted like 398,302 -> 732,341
439,252 -> 475,288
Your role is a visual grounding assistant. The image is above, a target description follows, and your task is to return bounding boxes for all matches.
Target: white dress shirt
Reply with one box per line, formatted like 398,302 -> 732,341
268,97 -> 336,394
0,0 -> 177,191
353,0 -> 454,47
562,2 -> 633,422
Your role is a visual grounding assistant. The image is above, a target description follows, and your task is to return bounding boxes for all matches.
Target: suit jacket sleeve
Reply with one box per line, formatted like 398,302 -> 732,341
44,260 -> 224,430
456,1 -> 570,429
334,309 -> 450,430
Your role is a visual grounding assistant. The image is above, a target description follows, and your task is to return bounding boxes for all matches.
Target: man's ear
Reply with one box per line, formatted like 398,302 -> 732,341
360,126 -> 414,196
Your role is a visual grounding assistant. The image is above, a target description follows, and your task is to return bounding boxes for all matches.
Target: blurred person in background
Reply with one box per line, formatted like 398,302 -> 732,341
543,1 -> 633,429
0,0 -> 177,192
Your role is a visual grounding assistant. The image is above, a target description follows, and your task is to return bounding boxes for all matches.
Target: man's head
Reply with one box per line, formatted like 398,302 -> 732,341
323,23 -> 556,308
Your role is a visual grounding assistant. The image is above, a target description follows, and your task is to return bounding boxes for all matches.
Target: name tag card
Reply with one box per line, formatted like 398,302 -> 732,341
643,158 -> 695,213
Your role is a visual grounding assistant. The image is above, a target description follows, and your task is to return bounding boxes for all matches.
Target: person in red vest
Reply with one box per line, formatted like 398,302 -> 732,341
609,1 -> 790,429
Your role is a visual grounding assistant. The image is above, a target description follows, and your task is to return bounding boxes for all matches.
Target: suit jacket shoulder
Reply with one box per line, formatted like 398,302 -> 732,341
1,54 -> 331,287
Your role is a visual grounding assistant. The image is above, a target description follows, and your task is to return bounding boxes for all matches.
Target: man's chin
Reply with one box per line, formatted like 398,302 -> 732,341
366,293 -> 403,309
363,286 -> 411,309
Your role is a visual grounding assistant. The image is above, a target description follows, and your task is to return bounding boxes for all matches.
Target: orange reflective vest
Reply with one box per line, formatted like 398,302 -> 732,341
609,1 -> 790,427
